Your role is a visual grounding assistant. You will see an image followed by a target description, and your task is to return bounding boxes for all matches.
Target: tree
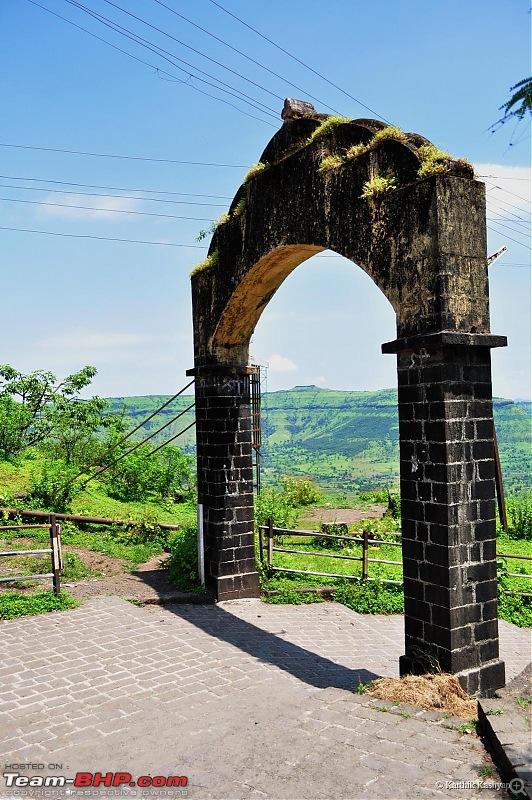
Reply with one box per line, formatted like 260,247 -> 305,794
492,77 -> 532,132
0,364 -> 121,462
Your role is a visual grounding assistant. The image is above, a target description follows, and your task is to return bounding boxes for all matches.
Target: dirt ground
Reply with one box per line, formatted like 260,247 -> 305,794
2,505 -> 385,604
298,504 -> 386,527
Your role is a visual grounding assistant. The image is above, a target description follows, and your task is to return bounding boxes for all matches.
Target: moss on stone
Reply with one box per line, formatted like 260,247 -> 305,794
306,115 -> 352,145
318,154 -> 346,173
190,250 -> 219,277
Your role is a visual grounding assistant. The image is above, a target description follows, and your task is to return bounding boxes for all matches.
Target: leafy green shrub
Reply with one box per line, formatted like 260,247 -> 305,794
334,579 -> 404,614
0,590 -> 79,620
280,476 -> 322,506
312,522 -> 350,551
497,591 -> 532,627
506,491 -> 532,540
254,487 -> 298,529
152,445 -> 196,501
105,445 -> 158,502
166,523 -> 201,591
28,459 -> 81,513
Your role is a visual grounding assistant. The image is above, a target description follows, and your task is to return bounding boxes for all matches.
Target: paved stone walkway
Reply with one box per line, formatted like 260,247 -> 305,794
0,598 -> 530,800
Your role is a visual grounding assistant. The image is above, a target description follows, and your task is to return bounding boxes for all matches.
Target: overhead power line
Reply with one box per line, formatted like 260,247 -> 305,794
0,182 -> 227,208
483,180 -> 532,206
62,0 -> 279,120
100,0 -> 285,106
76,403 -> 196,490
0,174 -> 232,200
0,141 -> 247,167
0,195 -> 215,222
0,226 -> 205,247
151,0 -> 342,115
27,0 -> 276,127
62,381 -> 195,490
486,224 -> 532,250
207,0 -> 393,123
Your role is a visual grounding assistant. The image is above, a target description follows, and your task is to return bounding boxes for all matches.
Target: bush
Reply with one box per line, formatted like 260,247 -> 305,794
497,591 -> 532,627
254,487 -> 298,529
280,476 -> 322,506
505,491 -> 532,541
312,522 -> 350,551
334,579 -> 404,614
166,524 -> 201,591
28,459 -> 81,513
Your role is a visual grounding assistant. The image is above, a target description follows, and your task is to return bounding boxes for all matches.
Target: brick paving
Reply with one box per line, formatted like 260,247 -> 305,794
0,598 -> 530,800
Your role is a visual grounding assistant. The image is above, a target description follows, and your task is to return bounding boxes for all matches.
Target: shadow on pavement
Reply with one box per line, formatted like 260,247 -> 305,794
166,602 -> 380,690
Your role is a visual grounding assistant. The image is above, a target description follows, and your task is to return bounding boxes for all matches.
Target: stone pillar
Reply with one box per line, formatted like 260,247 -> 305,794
187,365 -> 260,601
382,332 -> 507,696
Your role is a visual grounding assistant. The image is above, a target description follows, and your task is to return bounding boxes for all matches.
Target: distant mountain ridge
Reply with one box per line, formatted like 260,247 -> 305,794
106,387 -> 531,493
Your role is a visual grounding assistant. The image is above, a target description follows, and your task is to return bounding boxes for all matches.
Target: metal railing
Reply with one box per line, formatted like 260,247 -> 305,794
0,515 -> 62,596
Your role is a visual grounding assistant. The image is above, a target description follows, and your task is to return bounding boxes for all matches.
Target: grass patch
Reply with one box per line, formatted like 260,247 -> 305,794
361,175 -> 398,199
318,154 -> 345,173
306,116 -> 352,145
365,673 -> 477,719
243,162 -> 269,183
232,198 -> 246,217
190,250 -> 219,277
264,588 -> 324,604
0,590 -> 79,620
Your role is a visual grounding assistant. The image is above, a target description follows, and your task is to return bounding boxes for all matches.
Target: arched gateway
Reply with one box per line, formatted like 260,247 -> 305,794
188,104 -> 506,696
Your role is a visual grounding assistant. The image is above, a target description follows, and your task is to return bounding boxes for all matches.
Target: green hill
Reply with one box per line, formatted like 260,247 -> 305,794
106,387 -> 531,494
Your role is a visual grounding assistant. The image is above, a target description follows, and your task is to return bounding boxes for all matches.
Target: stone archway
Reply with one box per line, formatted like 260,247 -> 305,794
188,109 -> 506,696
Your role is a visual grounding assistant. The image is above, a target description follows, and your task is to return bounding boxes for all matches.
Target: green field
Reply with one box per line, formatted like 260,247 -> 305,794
105,386 -> 531,494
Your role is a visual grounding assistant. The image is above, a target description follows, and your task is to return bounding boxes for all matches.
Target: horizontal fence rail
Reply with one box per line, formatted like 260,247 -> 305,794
259,520 -> 532,595
0,507 -> 180,530
259,520 -> 402,585
0,516 -> 62,596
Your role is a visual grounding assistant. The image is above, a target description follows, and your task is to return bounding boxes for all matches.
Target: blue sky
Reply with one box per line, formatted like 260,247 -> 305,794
1,0 -> 530,399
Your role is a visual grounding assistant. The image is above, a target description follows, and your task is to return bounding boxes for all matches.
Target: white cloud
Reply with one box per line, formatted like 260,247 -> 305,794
267,353 -> 297,372
38,193 -> 142,221
474,163 -> 531,220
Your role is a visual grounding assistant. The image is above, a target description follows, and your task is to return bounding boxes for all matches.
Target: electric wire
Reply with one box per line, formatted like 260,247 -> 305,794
486,224 -> 532,250
62,381 -> 194,489
62,0 -> 279,120
0,226 -> 205,247
485,195 -> 532,219
0,195 -> 216,222
150,0 -> 343,115
207,0 -> 393,123
76,402 -> 195,490
0,183 -> 228,208
147,420 -> 196,457
483,181 -> 531,206
100,0 -> 286,106
0,142 -> 247,167
27,0 -> 276,127
485,217 -> 531,241
0,174 -> 233,200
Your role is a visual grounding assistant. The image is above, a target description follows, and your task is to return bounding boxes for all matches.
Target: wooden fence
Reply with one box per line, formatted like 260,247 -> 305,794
259,519 -> 402,585
259,519 -> 532,595
0,515 -> 62,596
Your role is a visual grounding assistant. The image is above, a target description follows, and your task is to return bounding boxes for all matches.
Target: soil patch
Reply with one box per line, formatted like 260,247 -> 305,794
299,504 -> 386,527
